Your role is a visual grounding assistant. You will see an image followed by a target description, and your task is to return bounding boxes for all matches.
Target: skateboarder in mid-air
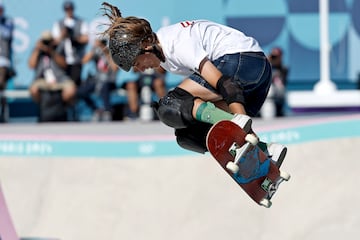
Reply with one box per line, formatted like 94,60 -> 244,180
101,2 -> 286,165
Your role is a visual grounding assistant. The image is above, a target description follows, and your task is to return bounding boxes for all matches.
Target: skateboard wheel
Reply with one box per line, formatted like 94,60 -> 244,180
226,161 -> 239,174
259,198 -> 272,208
245,134 -> 258,146
280,171 -> 291,181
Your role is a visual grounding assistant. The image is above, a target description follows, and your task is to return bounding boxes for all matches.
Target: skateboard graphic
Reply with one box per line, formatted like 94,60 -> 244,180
206,120 -> 290,207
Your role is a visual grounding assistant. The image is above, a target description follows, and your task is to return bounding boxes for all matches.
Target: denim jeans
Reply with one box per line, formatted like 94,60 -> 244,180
189,52 -> 272,117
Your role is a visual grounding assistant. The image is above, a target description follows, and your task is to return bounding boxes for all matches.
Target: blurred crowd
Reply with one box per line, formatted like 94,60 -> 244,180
0,1 -> 167,123
0,1 -> 288,123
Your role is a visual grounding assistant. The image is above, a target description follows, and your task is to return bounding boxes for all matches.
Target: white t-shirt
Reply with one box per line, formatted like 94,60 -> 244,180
156,20 -> 263,76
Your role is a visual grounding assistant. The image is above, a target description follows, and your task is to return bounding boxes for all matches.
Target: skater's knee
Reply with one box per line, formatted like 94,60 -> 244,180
153,87 -> 196,129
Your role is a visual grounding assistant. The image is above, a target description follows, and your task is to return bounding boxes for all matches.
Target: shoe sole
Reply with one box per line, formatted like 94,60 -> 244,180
231,115 -> 252,133
275,147 -> 287,168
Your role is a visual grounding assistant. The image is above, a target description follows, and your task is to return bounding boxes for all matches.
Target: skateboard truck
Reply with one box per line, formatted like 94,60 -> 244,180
259,171 -> 291,208
226,134 -> 259,174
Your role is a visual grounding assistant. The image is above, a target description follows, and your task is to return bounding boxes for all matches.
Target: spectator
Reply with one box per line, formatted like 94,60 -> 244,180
28,30 -> 76,120
125,67 -> 166,119
0,3 -> 15,122
78,38 -> 119,121
268,47 -> 289,117
52,0 -> 89,87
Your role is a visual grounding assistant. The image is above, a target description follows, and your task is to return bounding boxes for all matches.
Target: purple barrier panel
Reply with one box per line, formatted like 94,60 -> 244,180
0,183 -> 19,240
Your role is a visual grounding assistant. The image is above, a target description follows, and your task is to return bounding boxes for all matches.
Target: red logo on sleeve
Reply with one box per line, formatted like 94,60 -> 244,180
180,21 -> 194,28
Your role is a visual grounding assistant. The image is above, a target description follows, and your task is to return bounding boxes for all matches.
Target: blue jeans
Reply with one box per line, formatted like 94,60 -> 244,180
189,52 -> 272,117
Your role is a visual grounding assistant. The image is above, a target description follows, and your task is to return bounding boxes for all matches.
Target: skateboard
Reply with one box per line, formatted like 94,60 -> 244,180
206,120 -> 290,208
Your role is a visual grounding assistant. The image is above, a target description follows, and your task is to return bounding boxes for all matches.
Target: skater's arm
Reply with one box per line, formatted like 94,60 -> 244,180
199,59 -> 246,115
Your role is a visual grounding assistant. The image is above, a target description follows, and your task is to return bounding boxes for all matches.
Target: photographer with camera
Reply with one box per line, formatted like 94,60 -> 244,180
0,3 -> 15,122
77,38 -> 119,121
52,1 -> 89,87
267,47 -> 289,117
28,30 -> 76,121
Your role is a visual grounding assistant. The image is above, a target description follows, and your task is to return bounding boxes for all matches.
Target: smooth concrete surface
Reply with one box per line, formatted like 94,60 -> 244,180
0,136 -> 359,240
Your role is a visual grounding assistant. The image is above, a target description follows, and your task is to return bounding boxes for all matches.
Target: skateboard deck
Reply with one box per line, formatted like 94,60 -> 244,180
206,120 -> 290,207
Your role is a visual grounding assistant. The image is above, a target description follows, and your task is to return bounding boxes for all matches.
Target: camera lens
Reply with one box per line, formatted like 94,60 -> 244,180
42,40 -> 51,45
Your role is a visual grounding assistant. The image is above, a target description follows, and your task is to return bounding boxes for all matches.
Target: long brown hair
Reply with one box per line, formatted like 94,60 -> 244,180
101,2 -> 156,44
